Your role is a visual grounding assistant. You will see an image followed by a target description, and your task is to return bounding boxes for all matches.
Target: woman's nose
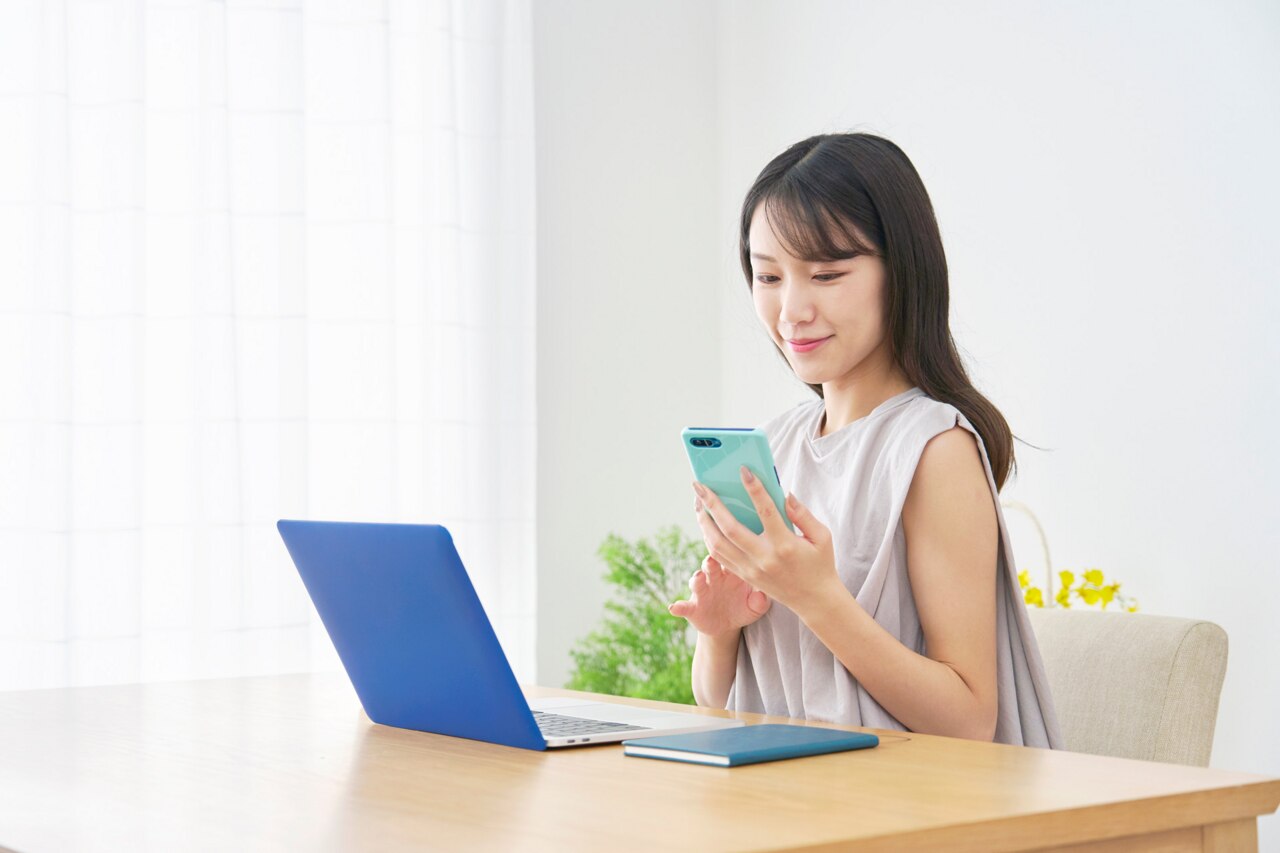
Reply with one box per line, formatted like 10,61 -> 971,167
777,283 -> 815,326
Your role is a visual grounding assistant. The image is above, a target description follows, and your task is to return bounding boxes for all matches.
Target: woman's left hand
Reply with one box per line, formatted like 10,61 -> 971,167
692,467 -> 845,621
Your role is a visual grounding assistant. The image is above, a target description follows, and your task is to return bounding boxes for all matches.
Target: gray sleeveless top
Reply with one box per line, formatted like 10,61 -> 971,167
726,387 -> 1064,748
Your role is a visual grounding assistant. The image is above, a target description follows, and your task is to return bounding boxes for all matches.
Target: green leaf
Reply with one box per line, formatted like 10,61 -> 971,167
566,525 -> 700,704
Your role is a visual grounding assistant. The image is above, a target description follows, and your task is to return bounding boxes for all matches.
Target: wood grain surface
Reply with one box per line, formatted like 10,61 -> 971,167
0,673 -> 1275,852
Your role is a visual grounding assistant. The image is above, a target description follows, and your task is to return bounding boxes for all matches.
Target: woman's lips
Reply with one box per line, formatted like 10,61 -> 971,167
787,336 -> 831,353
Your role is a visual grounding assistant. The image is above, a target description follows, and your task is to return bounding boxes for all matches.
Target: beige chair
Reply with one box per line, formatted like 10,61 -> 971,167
1026,608 -> 1228,767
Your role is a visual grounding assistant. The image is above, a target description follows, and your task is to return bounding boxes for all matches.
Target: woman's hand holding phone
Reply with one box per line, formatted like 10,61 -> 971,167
690,466 -> 845,623
668,553 -> 771,637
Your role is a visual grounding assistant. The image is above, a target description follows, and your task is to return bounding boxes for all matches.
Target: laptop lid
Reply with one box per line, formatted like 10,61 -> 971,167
277,520 -> 547,751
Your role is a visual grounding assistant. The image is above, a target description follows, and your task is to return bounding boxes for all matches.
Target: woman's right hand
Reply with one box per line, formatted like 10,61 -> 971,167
668,555 -> 771,638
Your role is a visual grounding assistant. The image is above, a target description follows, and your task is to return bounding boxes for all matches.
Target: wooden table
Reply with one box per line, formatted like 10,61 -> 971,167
0,673 -> 1275,851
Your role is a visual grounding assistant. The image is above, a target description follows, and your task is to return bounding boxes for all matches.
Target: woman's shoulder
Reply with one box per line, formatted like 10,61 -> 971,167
892,391 -> 972,441
891,392 -> 992,479
864,392 -> 990,476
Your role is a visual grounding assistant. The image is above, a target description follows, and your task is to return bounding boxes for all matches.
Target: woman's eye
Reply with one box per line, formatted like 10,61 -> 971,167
755,273 -> 844,284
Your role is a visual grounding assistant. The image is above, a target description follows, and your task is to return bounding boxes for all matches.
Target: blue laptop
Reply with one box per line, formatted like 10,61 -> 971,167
277,520 -> 743,750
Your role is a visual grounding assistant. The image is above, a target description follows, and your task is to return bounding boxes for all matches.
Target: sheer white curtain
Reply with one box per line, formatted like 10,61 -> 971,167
0,0 -> 536,690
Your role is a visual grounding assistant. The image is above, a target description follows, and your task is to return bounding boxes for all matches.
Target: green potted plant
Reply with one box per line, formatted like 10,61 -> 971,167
565,525 -> 701,704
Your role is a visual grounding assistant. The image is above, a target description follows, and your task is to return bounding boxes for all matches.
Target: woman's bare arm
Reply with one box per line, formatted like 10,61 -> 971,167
802,426 -> 999,740
689,628 -> 741,708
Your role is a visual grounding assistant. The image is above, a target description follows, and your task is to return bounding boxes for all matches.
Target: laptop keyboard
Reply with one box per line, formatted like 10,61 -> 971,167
531,710 -> 648,737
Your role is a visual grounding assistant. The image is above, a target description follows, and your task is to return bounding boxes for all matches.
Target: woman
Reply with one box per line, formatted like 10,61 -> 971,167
668,133 -> 1062,747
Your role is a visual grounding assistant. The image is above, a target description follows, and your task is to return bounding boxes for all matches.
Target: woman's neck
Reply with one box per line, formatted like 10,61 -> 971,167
818,360 -> 915,437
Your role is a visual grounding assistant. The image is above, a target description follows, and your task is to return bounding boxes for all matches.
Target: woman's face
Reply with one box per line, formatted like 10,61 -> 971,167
748,204 -> 894,388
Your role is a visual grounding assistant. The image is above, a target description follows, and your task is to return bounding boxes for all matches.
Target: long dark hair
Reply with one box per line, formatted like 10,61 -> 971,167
739,133 -> 1017,490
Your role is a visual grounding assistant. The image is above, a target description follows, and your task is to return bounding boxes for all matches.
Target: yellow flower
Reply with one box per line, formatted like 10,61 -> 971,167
1024,564 -> 1137,613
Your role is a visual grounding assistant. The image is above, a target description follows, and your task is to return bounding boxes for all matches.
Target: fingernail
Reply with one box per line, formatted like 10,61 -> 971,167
692,480 -> 706,496
740,465 -> 756,484
695,496 -> 704,512
786,492 -> 797,507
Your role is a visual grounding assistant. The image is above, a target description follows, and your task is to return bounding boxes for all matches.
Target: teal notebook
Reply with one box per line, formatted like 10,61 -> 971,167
621,723 -> 879,767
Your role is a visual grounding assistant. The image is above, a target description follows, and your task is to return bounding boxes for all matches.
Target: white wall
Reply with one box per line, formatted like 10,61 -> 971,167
532,1 -> 721,688
535,1 -> 1279,844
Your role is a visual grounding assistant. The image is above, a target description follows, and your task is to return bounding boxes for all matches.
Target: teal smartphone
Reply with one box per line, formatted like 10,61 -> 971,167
682,427 -> 794,535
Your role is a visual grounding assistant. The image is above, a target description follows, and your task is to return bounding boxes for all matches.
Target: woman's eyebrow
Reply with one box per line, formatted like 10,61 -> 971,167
750,252 -> 778,261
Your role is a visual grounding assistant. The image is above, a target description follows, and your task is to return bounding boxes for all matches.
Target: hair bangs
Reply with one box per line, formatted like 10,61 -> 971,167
760,181 -> 878,264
